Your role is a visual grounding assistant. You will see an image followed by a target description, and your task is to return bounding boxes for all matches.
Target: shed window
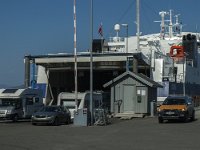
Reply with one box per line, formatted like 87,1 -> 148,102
137,88 -> 146,103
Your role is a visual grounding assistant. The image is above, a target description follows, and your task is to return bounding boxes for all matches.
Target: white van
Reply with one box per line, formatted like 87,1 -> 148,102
57,92 -> 103,119
0,88 -> 43,121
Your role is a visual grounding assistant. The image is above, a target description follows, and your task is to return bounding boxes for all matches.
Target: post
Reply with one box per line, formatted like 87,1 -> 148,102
126,25 -> 128,53
90,0 -> 94,125
121,24 -> 128,53
126,57 -> 129,71
168,10 -> 173,38
150,100 -> 156,117
31,59 -> 36,89
183,56 -> 186,96
24,55 -> 30,88
73,0 -> 78,111
133,57 -> 138,73
136,0 -> 140,51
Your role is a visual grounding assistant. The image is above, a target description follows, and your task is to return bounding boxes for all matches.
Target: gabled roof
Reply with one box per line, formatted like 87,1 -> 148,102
103,71 -> 163,88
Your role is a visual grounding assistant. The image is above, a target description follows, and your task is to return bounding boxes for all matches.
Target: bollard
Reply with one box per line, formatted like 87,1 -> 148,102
150,100 -> 156,117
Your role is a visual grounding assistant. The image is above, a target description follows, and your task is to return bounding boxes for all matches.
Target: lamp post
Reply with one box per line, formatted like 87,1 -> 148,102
73,0 -> 78,111
121,24 -> 128,53
121,24 -> 129,71
90,0 -> 94,125
136,0 -> 140,51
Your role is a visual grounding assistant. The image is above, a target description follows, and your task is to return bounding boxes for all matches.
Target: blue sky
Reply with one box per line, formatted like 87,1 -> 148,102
0,0 -> 199,86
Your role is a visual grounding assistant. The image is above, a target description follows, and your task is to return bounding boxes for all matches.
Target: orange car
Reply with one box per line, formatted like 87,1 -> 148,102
157,96 -> 195,123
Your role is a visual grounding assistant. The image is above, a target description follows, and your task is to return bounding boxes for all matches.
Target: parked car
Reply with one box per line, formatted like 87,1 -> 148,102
157,96 -> 195,123
31,106 -> 71,125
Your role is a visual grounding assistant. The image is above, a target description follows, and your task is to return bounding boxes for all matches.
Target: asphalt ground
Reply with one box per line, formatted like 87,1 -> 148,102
0,110 -> 200,150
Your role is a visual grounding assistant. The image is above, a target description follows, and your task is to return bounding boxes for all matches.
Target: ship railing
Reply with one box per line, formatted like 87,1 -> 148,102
109,37 -> 125,43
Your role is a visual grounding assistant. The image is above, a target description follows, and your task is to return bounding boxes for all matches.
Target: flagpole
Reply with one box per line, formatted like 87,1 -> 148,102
73,0 -> 78,111
136,0 -> 140,52
90,0 -> 94,125
99,23 -> 103,52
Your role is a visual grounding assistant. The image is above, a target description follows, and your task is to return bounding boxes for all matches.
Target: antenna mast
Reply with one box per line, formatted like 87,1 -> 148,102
159,11 -> 167,38
169,10 -> 173,38
136,0 -> 140,51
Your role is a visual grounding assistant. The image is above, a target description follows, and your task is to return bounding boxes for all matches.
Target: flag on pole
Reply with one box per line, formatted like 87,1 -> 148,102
98,23 -> 103,37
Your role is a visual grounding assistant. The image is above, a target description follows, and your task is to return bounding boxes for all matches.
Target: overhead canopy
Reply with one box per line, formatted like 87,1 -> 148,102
25,52 -> 150,70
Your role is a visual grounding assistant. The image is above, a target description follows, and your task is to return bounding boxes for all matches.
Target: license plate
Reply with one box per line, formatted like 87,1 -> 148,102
0,114 -> 5,117
165,111 -> 175,115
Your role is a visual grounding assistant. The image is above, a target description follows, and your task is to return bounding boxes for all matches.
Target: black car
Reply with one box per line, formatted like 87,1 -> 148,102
31,105 -> 71,125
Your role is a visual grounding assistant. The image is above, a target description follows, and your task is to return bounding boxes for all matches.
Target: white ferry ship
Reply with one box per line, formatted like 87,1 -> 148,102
23,8 -> 200,108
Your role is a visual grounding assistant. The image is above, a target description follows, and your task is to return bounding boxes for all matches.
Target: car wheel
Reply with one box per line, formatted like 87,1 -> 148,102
53,117 -> 59,126
65,117 -> 71,125
158,117 -> 163,123
183,112 -> 189,122
191,111 -> 195,121
32,122 -> 37,125
12,114 -> 19,122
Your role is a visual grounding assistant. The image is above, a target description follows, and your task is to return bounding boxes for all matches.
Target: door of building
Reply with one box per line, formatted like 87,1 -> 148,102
123,84 -> 135,112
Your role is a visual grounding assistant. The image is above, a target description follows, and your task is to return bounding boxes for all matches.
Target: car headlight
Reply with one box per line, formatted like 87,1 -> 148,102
6,110 -> 12,114
181,108 -> 186,111
47,115 -> 53,118
157,108 -> 161,112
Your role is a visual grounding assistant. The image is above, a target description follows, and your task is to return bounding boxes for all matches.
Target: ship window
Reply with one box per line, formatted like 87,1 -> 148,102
34,98 -> 39,103
26,98 -> 33,105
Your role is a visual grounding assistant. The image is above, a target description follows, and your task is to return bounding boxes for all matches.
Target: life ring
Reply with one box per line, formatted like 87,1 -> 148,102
170,45 -> 184,58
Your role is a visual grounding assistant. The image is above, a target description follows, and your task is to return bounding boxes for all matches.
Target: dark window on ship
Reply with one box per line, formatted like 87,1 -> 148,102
34,98 -> 40,103
26,98 -> 34,105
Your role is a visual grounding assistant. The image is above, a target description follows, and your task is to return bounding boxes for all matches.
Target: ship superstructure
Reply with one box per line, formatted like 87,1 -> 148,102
24,10 -> 200,106
106,10 -> 200,103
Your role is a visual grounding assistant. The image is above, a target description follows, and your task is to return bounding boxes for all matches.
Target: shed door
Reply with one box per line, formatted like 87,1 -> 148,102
123,84 -> 135,112
135,86 -> 147,113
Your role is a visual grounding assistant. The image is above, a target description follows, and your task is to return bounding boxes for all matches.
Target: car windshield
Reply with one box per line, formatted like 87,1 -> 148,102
40,106 -> 60,112
163,98 -> 186,105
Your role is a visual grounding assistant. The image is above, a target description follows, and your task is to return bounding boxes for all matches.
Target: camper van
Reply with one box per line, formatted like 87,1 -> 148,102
0,88 -> 43,121
57,92 -> 103,119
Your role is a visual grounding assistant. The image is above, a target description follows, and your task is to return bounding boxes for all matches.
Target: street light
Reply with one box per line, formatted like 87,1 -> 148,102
121,24 -> 129,71
90,0 -> 94,125
121,24 -> 128,53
